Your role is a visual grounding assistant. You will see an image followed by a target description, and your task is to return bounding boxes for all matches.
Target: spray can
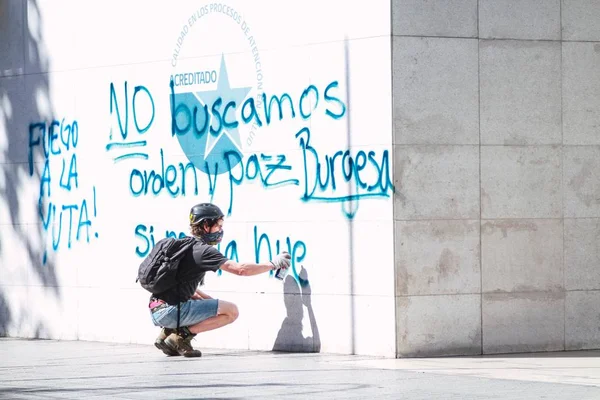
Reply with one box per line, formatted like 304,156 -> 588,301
274,266 -> 289,281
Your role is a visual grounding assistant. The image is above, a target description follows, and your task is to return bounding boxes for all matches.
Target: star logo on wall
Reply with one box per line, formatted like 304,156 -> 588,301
192,54 -> 252,157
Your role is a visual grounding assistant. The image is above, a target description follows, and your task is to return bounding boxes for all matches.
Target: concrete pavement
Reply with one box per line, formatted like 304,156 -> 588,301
1,338 -> 600,399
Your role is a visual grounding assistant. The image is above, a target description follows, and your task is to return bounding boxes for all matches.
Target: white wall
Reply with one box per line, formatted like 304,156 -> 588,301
0,0 -> 395,356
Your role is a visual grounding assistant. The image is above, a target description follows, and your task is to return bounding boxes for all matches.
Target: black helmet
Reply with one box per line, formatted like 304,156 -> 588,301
189,203 -> 224,225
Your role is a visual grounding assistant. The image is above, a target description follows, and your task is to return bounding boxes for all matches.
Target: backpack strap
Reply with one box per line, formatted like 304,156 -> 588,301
170,237 -> 197,263
177,301 -> 181,333
173,237 -> 197,334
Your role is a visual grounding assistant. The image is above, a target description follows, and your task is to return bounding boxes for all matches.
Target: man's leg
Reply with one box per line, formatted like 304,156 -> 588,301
188,300 -> 239,334
155,327 -> 179,356
149,301 -> 181,356
164,300 -> 239,357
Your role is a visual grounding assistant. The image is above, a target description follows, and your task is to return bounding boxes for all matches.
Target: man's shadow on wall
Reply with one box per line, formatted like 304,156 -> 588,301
272,266 -> 320,353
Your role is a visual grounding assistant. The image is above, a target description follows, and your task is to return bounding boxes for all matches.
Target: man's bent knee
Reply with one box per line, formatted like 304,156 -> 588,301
217,300 -> 239,322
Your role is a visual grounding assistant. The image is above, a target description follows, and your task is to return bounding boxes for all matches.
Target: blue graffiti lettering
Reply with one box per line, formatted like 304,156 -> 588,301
112,76 -> 389,220
222,100 -> 238,130
134,223 -> 240,263
253,225 -> 307,285
132,224 -> 307,285
110,82 -> 129,139
209,98 -> 224,136
59,154 -> 78,190
295,127 -> 394,218
28,119 -> 79,175
240,97 -> 263,127
129,149 -> 199,197
28,118 -> 98,264
170,79 -> 346,138
323,81 -> 346,119
218,240 -> 239,263
133,85 -> 155,134
107,81 -> 154,162
192,129 -> 391,218
134,224 -> 155,257
263,93 -> 295,124
205,161 -> 219,198
224,151 -> 299,215
36,189 -> 98,261
299,85 -> 319,119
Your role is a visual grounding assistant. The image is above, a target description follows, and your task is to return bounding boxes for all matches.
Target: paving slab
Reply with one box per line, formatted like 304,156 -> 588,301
1,338 -> 600,399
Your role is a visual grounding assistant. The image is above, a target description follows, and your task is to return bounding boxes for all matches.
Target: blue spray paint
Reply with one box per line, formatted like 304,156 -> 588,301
134,224 -> 240,262
28,119 -> 99,264
123,133 -> 393,219
133,224 -> 308,286
170,76 -> 346,176
107,81 -> 154,162
128,149 -> 199,197
294,127 -> 394,218
253,225 -> 308,286
224,151 -> 299,215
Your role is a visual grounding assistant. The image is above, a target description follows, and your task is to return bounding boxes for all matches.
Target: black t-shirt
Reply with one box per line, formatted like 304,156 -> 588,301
153,240 -> 229,305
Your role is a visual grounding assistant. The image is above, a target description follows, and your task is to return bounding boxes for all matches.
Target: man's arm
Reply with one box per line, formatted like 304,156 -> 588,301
220,260 -> 276,276
216,251 -> 291,277
194,288 -> 213,299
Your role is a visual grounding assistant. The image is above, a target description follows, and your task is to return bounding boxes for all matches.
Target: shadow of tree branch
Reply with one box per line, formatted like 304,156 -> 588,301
0,0 -> 58,337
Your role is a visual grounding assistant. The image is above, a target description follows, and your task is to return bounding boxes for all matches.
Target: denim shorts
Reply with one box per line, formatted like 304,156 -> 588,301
150,299 -> 219,329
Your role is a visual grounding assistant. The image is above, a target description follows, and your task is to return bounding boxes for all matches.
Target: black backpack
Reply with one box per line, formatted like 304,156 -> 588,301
136,236 -> 197,294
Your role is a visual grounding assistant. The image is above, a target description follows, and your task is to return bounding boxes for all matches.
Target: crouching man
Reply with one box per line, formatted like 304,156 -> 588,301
149,203 -> 291,357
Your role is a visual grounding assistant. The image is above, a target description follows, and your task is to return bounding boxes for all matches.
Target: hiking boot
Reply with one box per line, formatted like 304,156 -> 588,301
154,328 -> 179,356
164,327 -> 202,358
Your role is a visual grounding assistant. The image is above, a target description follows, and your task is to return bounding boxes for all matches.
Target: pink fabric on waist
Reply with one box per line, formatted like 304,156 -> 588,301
149,299 -> 165,309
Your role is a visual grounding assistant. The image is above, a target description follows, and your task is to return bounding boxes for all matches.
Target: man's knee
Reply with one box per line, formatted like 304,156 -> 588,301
229,303 -> 239,322
218,300 -> 239,322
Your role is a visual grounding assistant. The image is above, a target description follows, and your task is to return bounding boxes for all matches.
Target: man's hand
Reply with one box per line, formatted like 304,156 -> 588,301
270,251 -> 292,270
